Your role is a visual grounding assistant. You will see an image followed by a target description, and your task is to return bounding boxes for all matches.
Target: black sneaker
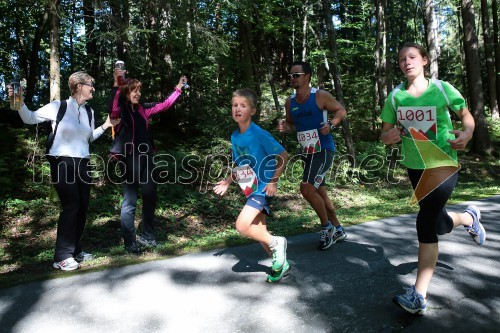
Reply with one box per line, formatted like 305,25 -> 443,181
137,236 -> 157,248
125,243 -> 142,254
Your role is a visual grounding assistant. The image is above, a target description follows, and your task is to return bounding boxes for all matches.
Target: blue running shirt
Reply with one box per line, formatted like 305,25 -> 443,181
231,122 -> 285,198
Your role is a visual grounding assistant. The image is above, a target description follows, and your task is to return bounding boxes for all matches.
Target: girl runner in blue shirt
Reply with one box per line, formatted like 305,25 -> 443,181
214,88 -> 289,283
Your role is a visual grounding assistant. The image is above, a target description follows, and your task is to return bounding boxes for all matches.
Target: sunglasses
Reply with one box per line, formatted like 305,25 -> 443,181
288,73 -> 305,79
81,82 -> 95,88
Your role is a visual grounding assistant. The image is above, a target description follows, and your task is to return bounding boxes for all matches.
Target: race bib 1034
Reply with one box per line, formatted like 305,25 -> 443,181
297,129 -> 321,154
232,164 -> 258,197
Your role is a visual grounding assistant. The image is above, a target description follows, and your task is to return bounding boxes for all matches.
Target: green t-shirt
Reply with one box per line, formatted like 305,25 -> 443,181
380,79 -> 466,169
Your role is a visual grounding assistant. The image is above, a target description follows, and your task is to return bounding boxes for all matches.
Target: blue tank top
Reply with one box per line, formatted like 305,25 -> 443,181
290,88 -> 335,152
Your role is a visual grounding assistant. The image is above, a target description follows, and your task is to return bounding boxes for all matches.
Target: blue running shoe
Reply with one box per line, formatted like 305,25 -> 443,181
318,227 -> 333,250
318,226 -> 347,250
392,285 -> 427,315
463,205 -> 486,245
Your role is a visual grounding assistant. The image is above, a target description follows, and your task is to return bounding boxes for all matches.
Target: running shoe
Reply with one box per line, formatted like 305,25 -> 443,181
53,257 -> 80,271
271,236 -> 287,272
318,227 -> 333,250
125,242 -> 143,254
74,251 -> 93,263
463,205 -> 486,245
332,228 -> 347,243
266,260 -> 290,283
137,236 -> 157,248
392,285 -> 427,315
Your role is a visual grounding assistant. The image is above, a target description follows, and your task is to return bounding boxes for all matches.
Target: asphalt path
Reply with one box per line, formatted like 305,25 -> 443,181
0,195 -> 499,333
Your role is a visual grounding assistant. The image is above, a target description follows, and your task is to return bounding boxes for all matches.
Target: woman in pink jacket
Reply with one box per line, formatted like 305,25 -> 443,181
109,68 -> 187,253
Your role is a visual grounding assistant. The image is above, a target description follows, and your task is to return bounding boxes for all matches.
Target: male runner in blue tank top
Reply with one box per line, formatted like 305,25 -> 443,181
278,61 -> 347,250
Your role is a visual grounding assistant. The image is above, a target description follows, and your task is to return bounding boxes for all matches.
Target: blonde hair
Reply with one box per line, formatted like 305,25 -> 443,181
68,71 -> 94,95
232,88 -> 258,110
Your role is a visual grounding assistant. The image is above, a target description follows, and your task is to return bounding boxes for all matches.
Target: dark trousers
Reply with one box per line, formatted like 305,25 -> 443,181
120,153 -> 157,247
49,156 -> 91,262
408,168 -> 458,243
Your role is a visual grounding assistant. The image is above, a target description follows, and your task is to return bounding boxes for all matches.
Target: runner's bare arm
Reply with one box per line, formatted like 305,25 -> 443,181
448,107 -> 475,150
317,90 -> 346,128
381,122 -> 401,144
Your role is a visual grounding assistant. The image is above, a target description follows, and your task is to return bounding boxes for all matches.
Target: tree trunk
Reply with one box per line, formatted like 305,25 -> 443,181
481,0 -> 499,120
301,5 -> 309,61
492,0 -> 500,118
238,18 -> 260,115
461,0 -> 494,155
49,0 -> 61,101
385,2 -> 395,90
374,0 -> 388,133
25,7 -> 50,104
83,0 -> 99,80
110,0 -> 129,63
375,0 -> 387,110
425,0 -> 439,78
320,0 -> 356,161
308,25 -> 335,89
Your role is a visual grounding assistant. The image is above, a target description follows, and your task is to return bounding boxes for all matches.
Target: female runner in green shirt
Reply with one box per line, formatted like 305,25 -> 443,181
380,42 -> 486,315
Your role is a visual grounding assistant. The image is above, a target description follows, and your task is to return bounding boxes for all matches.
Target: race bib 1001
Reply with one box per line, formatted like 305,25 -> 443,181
232,164 -> 258,197
397,106 -> 437,141
297,129 -> 321,154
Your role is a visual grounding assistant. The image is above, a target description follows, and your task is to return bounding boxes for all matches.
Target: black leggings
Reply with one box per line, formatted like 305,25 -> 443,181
407,168 -> 458,244
48,156 -> 91,261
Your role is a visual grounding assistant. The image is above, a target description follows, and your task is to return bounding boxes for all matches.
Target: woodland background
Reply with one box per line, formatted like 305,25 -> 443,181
0,0 -> 499,284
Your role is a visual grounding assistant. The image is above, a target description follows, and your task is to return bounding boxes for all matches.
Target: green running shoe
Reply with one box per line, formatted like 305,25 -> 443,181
266,260 -> 290,283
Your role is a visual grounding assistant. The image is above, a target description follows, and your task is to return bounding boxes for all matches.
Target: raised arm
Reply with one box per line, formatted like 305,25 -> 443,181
18,101 -> 59,125
143,76 -> 187,117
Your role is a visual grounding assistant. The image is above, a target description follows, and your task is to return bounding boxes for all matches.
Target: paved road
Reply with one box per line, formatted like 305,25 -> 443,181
0,196 -> 499,333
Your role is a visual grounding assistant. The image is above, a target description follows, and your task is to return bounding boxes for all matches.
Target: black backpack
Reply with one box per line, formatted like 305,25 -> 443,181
45,100 -> 93,154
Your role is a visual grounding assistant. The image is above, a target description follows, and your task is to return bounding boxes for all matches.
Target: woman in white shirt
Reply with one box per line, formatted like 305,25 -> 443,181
12,71 -> 120,271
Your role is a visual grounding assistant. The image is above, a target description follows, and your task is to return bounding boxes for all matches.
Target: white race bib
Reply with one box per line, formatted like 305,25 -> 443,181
397,106 -> 437,141
297,129 -> 321,154
232,164 -> 258,197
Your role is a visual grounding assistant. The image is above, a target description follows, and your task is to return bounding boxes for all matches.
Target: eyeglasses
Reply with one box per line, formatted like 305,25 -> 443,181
81,82 -> 94,88
288,73 -> 305,79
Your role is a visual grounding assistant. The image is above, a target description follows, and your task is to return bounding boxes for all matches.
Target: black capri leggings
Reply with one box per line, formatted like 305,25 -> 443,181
407,168 -> 458,244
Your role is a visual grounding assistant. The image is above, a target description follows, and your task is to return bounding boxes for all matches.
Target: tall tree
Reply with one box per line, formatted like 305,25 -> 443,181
26,6 -> 50,104
83,0 -> 99,80
461,0 -> 494,154
375,0 -> 388,109
425,0 -> 439,78
301,3 -> 309,61
321,0 -> 356,160
110,0 -> 129,63
492,0 -> 500,118
238,18 -> 259,97
49,0 -> 61,101
481,0 -> 499,120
